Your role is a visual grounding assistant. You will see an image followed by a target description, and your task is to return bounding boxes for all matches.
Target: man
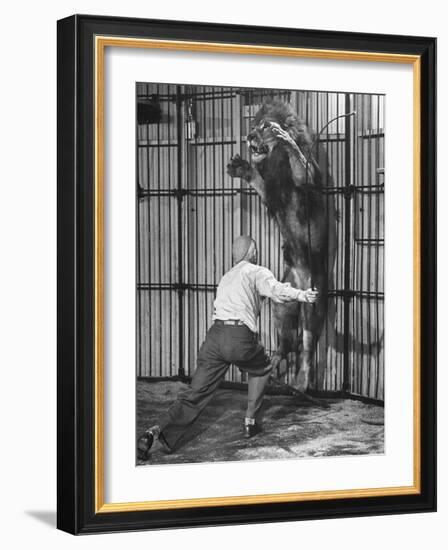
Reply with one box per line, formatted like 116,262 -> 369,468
137,236 -> 318,460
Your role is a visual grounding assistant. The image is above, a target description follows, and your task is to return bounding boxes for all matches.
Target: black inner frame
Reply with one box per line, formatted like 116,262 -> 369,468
57,14 -> 436,535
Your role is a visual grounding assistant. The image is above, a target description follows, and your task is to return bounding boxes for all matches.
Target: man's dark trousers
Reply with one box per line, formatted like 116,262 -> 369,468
159,321 -> 272,451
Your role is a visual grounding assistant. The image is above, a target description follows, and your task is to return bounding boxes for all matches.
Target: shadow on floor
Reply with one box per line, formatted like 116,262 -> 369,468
137,380 -> 384,466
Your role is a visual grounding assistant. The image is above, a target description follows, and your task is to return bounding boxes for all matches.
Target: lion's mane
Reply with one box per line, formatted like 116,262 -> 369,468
254,99 -> 324,225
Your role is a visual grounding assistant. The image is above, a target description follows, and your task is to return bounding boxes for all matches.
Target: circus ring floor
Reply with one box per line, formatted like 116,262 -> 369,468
136,379 -> 384,466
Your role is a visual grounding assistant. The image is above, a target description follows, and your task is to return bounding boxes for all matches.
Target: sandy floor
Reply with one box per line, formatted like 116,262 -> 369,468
136,379 -> 384,465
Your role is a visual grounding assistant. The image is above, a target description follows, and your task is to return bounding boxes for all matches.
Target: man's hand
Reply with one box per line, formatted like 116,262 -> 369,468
300,288 -> 319,304
268,122 -> 299,151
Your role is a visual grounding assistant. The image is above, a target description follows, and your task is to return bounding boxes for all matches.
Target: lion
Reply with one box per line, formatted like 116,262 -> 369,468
227,98 -> 336,391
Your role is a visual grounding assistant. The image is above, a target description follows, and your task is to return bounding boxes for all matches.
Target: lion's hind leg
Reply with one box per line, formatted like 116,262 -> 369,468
295,288 -> 326,392
271,301 -> 302,381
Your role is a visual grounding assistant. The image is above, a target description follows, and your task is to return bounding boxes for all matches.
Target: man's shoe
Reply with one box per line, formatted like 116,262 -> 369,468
244,421 -> 261,439
137,425 -> 161,460
137,431 -> 154,461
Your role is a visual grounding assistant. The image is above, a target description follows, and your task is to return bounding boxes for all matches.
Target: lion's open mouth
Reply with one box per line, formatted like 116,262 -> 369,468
248,143 -> 268,156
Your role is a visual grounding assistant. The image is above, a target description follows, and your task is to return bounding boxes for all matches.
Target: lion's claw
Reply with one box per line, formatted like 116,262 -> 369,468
226,154 -> 252,181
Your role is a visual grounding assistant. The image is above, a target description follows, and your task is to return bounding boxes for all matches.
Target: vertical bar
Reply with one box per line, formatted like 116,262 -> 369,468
342,93 -> 352,393
359,94 -> 366,395
184,88 -> 191,376
195,90 -> 200,366
366,94 -> 373,396
211,89 -> 216,283
375,94 -> 382,399
374,95 -> 380,398
327,93 -> 334,391
323,91 -> 330,392
220,89 -> 226,279
249,89 -> 253,237
185,87 -> 192,377
136,85 -> 142,377
239,90 -> 244,236
230,90 -> 235,249
167,85 -> 173,376
176,85 -> 185,378
335,93 -> 341,390
351,94 -> 358,394
376,95 -> 383,399
145,84 -> 152,376
202,87 -> 209,330
156,84 -> 163,376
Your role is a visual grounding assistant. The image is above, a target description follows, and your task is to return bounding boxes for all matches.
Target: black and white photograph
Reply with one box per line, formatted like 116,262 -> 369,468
135,84 -> 385,465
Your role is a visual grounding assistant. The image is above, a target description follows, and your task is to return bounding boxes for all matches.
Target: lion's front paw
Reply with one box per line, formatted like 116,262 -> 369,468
226,154 -> 252,181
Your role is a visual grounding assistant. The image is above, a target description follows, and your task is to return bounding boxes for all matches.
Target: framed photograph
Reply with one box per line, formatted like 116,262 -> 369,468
57,14 -> 436,534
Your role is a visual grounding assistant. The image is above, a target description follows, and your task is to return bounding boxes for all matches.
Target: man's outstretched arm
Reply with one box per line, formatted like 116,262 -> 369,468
254,266 -> 318,304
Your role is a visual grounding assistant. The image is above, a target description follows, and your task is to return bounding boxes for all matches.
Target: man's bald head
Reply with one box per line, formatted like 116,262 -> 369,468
232,236 -> 258,264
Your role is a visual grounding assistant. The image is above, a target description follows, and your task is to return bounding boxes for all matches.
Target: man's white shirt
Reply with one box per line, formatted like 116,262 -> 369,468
212,261 -> 303,332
